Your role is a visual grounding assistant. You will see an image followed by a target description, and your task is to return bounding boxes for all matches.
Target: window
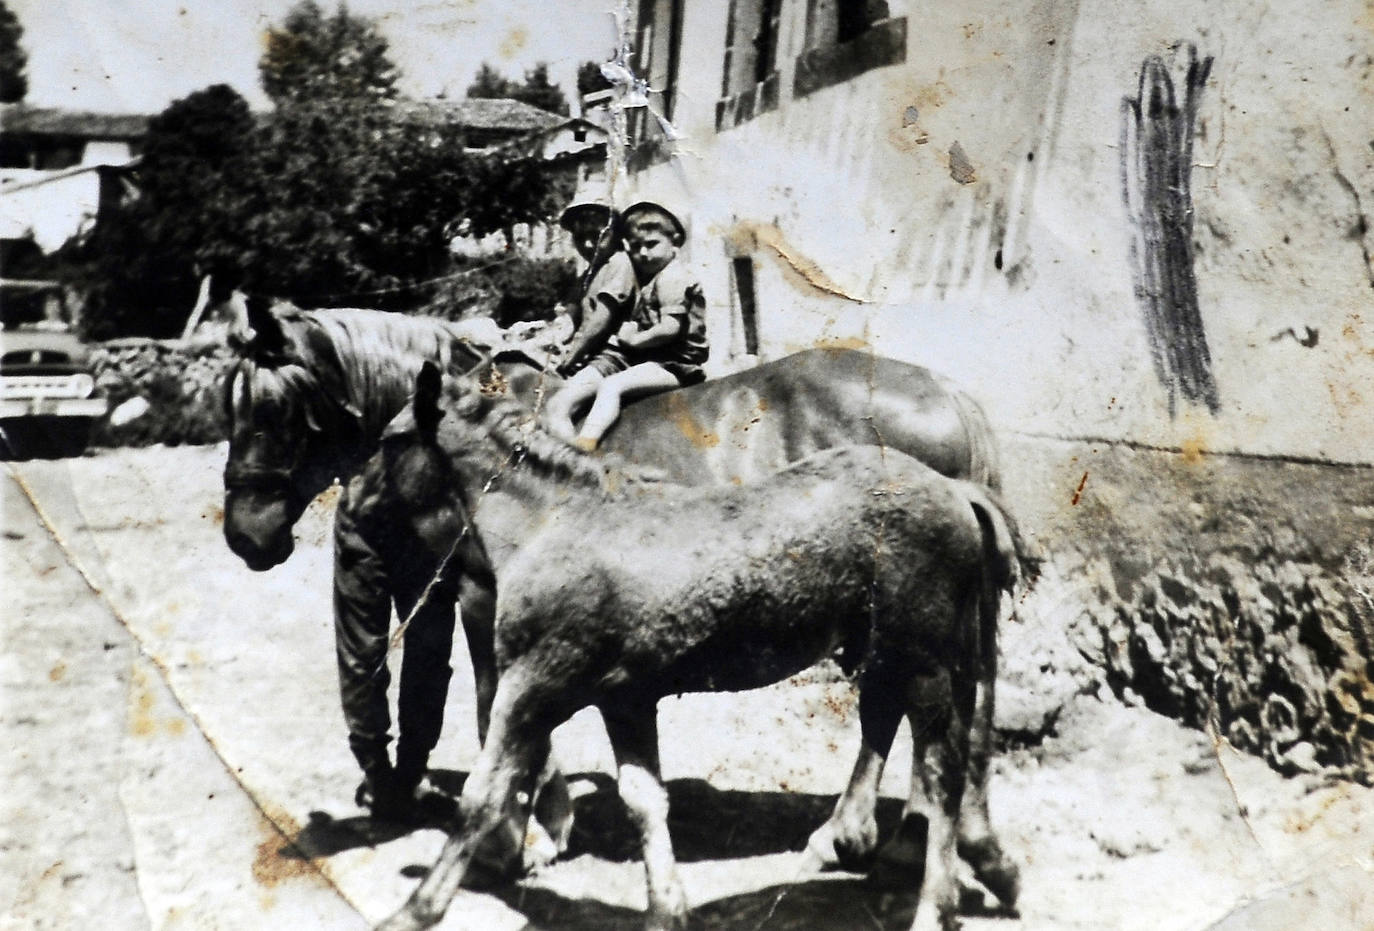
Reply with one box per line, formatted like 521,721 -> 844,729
628,0 -> 684,170
794,0 -> 907,98
731,256 -> 761,355
717,0 -> 783,131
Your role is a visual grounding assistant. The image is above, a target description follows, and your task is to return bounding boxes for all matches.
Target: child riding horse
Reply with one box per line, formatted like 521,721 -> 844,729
372,363 -> 1023,931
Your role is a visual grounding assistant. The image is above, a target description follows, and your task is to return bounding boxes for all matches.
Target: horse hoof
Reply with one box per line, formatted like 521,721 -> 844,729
805,819 -> 879,873
867,815 -> 926,889
956,837 -> 1020,912
910,901 -> 960,931
522,821 -> 561,873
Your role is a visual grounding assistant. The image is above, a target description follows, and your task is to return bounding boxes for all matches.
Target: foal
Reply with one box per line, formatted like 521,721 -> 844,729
375,364 -> 1021,931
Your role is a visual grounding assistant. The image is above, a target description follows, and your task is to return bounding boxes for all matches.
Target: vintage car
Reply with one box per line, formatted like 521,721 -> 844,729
0,322 -> 108,459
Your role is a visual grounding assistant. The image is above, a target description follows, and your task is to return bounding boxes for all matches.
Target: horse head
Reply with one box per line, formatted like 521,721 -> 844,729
221,300 -> 364,570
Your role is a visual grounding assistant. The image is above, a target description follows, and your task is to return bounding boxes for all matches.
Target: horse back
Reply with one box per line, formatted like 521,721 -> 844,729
600,348 -> 998,488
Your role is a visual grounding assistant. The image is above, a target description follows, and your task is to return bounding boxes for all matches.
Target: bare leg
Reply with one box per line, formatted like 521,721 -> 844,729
602,705 -> 687,931
576,363 -> 680,447
545,367 -> 603,443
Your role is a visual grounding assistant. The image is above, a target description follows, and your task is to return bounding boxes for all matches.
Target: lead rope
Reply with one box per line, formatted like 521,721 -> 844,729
377,370 -> 550,663
379,445 -> 528,660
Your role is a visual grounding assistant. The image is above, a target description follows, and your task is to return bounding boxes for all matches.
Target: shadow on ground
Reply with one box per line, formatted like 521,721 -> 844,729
495,878 -> 926,931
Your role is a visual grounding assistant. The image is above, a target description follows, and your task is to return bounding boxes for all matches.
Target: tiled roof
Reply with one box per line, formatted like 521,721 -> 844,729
0,98 -> 564,142
392,97 -> 564,133
0,105 -> 152,140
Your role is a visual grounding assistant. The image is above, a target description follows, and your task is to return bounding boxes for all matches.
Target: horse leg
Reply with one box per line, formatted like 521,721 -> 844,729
805,665 -> 906,872
956,586 -> 1019,911
602,704 -> 688,931
803,741 -> 887,872
376,676 -> 545,931
900,671 -> 971,931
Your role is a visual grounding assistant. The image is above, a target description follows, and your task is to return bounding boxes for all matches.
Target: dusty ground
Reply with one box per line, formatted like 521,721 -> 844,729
4,443 -> 1374,930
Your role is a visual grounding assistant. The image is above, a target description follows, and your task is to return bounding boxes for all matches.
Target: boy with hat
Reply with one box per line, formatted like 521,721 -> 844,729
550,201 -> 709,450
546,204 -> 639,444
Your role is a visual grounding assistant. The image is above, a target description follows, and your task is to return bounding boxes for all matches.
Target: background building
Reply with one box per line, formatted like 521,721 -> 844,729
605,0 -> 1373,463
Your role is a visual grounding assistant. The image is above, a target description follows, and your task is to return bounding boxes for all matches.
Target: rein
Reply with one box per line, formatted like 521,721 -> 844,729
223,461 -> 298,494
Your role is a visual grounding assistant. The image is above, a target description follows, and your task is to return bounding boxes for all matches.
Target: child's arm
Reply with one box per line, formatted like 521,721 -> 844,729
558,296 -> 620,375
617,314 -> 684,351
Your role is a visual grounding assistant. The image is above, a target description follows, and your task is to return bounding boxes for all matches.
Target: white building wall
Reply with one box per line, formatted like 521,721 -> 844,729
619,0 -> 1374,462
0,168 -> 104,252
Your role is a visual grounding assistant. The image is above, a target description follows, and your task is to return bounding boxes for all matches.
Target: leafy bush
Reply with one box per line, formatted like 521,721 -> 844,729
420,255 -> 578,326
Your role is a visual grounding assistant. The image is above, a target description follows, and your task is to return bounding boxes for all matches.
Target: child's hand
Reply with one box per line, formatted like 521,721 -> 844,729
616,321 -> 641,346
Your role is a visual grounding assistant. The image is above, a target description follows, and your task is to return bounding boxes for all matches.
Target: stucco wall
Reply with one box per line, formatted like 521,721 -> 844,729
619,0 -> 1374,462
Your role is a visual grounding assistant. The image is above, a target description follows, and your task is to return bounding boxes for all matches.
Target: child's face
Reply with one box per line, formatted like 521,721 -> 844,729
625,223 -> 678,279
569,220 -> 615,262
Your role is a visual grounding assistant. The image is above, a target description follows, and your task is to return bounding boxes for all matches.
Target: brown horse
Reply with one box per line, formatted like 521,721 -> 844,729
219,300 -> 1017,901
372,364 -> 1022,931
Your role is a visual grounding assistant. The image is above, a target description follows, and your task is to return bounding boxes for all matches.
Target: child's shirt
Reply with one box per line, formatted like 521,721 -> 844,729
562,250 -> 637,371
624,260 -> 708,367
583,250 -> 637,321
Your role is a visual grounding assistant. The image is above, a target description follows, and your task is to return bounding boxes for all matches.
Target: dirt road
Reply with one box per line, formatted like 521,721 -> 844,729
4,445 -> 1373,929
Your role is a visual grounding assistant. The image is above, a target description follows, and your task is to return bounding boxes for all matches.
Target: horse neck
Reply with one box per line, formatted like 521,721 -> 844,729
438,388 -> 612,555
309,310 -> 464,452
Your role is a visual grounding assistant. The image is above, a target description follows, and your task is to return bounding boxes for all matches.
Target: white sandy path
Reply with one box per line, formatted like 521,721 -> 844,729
4,444 -> 1373,929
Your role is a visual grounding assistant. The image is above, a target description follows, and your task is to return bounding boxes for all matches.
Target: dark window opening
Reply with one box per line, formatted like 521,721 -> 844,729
732,256 -> 760,356
794,0 -> 906,99
718,0 -> 784,131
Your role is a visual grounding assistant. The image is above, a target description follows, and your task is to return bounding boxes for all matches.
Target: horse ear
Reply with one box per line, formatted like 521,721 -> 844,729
414,361 -> 444,436
245,295 -> 288,359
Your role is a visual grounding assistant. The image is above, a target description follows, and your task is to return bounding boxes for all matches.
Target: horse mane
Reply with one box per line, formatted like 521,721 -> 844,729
228,304 -> 480,440
439,374 -> 664,495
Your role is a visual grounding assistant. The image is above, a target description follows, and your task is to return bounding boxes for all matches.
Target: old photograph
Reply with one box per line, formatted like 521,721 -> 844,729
3,1 -> 1373,928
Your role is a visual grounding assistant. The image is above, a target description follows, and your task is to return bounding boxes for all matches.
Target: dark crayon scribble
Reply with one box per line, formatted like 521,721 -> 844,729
1121,44 -> 1220,416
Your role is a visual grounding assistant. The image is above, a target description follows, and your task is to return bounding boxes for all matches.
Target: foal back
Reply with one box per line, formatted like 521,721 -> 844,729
496,446 -> 991,702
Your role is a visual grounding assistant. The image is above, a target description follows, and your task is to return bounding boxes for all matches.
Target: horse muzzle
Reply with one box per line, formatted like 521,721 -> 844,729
223,499 -> 297,571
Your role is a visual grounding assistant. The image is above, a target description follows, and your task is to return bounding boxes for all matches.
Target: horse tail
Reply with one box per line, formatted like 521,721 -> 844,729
961,483 -> 1021,691
940,378 -> 1002,493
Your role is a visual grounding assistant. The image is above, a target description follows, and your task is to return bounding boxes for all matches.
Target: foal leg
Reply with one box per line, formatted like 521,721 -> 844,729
457,571 -> 573,869
805,667 -> 906,872
956,588 -> 1020,910
602,705 -> 688,931
377,679 -> 544,931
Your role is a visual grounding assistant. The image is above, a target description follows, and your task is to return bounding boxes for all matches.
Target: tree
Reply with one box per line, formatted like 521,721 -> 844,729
467,61 -> 569,116
0,1 -> 28,103
465,62 -> 517,101
576,60 -> 613,101
71,85 -> 256,339
260,0 -> 398,105
514,63 -> 569,116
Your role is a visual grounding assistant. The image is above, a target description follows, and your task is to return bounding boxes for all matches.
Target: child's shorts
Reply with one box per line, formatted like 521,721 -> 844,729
587,347 -> 705,386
